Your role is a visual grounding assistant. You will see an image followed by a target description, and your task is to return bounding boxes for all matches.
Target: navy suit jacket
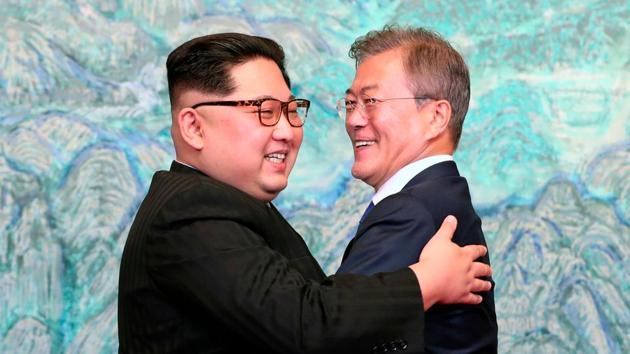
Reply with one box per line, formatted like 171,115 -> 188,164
338,161 -> 498,354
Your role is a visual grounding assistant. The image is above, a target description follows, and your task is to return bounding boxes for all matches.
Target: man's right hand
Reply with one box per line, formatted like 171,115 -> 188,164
408,215 -> 492,311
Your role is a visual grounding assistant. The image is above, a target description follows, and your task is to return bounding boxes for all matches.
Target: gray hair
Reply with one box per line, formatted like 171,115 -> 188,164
349,25 -> 470,149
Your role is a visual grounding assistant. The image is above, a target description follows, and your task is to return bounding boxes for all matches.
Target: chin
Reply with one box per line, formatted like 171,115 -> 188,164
263,180 -> 288,196
351,166 -> 363,180
260,194 -> 278,203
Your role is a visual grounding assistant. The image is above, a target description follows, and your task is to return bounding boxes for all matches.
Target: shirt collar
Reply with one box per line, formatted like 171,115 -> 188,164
372,155 -> 453,205
175,159 -> 199,171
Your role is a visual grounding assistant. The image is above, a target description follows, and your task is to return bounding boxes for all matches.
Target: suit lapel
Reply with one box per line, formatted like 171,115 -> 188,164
343,161 -> 461,261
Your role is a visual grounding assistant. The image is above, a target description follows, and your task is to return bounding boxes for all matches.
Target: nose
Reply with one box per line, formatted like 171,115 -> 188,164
272,110 -> 296,141
345,106 -> 368,130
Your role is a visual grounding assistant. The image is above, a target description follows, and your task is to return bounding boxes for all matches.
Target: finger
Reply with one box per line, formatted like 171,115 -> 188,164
470,278 -> 492,293
471,262 -> 492,278
434,215 -> 458,241
463,244 -> 487,260
460,293 -> 483,305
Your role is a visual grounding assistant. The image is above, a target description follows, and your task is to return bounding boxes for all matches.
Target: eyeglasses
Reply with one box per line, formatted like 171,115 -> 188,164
191,98 -> 310,127
336,96 -> 435,120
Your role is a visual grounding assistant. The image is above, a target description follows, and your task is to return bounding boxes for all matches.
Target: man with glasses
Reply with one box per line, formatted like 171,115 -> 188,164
118,32 -> 492,353
336,26 -> 498,353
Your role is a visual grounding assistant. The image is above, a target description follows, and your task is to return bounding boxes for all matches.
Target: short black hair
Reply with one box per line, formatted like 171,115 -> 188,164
166,33 -> 291,105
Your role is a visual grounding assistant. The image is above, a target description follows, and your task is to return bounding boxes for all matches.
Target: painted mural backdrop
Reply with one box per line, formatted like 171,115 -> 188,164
1,1 -> 628,353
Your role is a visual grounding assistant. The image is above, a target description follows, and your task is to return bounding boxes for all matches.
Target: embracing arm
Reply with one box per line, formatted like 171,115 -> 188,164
146,186 -> 425,353
145,182 -> 490,352
338,195 -> 490,311
410,216 -> 491,310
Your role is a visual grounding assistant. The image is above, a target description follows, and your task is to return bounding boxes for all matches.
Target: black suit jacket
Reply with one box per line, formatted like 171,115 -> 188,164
338,161 -> 498,354
118,161 -> 426,353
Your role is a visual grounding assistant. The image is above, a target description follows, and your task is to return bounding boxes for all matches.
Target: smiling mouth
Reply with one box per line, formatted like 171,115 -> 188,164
355,140 -> 376,148
265,153 -> 287,163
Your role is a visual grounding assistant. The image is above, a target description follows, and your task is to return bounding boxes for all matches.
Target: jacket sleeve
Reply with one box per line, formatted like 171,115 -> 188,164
145,184 -> 425,354
338,194 -> 436,276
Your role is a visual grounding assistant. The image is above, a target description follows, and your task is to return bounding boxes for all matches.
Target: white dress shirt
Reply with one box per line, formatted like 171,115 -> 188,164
371,155 -> 453,206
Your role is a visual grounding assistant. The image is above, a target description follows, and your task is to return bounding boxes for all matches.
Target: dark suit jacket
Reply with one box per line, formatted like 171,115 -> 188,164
338,161 -> 498,354
118,161 -> 426,353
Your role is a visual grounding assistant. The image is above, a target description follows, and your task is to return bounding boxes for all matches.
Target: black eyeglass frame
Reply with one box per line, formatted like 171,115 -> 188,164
190,98 -> 310,127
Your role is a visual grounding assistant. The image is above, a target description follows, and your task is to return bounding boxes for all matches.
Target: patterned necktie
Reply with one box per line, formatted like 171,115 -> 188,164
359,201 -> 375,224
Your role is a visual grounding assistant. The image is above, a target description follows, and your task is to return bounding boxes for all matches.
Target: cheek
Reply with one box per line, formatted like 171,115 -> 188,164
233,133 -> 267,167
294,129 -> 304,148
377,109 -> 409,135
249,129 -> 273,146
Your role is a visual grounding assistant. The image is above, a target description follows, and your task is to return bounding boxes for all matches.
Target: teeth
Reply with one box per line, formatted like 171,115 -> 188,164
355,141 -> 375,147
266,153 -> 286,163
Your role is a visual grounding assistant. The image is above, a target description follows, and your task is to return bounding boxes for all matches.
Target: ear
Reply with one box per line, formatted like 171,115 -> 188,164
425,99 -> 451,140
177,108 -> 205,150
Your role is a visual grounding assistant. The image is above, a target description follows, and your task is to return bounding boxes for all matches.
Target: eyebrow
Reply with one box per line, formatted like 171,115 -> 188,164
345,85 -> 379,96
251,94 -> 296,101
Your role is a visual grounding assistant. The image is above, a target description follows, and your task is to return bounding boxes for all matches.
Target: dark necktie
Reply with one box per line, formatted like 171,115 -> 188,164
359,201 -> 375,224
